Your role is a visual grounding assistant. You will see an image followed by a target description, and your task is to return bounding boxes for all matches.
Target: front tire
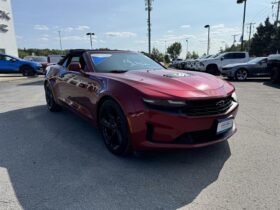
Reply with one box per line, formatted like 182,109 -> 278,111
270,66 -> 280,84
99,100 -> 131,156
21,66 -> 35,76
235,69 -> 248,81
44,82 -> 62,112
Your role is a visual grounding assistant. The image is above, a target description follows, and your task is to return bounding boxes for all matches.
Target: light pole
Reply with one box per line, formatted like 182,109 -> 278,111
186,39 -> 189,58
204,25 -> 210,55
86,32 -> 95,49
58,31 -> 62,50
237,0 -> 247,51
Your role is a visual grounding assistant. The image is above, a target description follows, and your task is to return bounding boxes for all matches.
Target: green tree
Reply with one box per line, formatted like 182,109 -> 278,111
186,51 -> 199,59
167,42 -> 182,60
164,54 -> 170,64
150,48 -> 164,62
250,18 -> 275,56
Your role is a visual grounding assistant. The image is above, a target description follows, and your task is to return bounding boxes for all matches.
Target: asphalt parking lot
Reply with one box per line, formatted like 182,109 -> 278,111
0,74 -> 280,210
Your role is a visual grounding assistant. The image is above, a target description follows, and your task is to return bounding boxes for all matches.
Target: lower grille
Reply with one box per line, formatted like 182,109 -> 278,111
183,96 -> 233,116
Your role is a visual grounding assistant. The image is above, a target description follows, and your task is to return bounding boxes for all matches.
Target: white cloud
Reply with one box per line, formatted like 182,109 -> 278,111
76,25 -> 90,31
63,27 -> 74,32
39,37 -> 49,41
105,32 -> 137,38
180,25 -> 191,29
34,25 -> 49,31
212,24 -> 225,29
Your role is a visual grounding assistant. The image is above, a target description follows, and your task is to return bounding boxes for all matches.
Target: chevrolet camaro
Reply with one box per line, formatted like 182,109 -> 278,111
44,50 -> 239,156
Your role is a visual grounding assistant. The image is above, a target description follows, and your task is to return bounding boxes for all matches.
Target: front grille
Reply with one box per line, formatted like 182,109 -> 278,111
183,96 -> 233,116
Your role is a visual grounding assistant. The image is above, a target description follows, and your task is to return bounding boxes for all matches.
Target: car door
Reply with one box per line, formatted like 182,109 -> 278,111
258,58 -> 269,75
55,54 -> 99,120
0,55 -> 18,72
221,53 -> 236,67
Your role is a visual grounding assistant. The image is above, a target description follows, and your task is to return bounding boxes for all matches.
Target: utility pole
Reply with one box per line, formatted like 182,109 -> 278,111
247,22 -> 255,51
145,0 -> 153,55
272,1 -> 280,25
58,31 -> 62,50
237,0 -> 247,51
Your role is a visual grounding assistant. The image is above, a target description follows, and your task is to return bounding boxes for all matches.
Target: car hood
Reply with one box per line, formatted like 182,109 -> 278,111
96,69 -> 234,99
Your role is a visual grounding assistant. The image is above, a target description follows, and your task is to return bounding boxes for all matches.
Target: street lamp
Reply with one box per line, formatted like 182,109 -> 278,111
204,25 -> 210,55
58,31 -> 62,50
186,39 -> 189,58
86,32 -> 95,49
237,0 -> 247,51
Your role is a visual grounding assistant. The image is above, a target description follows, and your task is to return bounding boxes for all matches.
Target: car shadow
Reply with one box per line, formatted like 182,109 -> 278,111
18,80 -> 44,86
263,81 -> 280,89
0,106 -> 231,210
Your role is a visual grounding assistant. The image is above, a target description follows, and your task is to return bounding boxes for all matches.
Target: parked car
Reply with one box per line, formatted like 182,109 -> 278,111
221,57 -> 268,81
171,58 -> 183,68
0,53 -> 43,76
199,52 -> 250,75
267,54 -> 280,83
44,49 -> 239,156
47,55 -> 64,64
24,56 -> 49,73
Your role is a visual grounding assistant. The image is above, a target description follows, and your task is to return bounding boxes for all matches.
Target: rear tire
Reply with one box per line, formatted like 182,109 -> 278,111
270,66 -> 280,84
21,66 -> 35,76
44,82 -> 62,112
99,100 -> 131,156
206,65 -> 220,76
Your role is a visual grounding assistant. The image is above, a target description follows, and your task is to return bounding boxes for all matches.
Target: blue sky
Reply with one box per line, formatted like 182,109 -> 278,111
13,0 -> 271,57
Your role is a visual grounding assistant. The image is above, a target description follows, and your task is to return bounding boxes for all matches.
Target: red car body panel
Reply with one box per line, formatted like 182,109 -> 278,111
45,50 -> 238,151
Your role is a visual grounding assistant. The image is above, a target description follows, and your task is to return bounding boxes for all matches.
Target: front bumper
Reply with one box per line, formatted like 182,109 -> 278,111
221,69 -> 235,77
35,67 -> 45,74
128,102 -> 238,151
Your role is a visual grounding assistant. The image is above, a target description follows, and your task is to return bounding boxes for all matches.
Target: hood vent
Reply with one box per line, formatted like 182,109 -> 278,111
163,72 -> 191,78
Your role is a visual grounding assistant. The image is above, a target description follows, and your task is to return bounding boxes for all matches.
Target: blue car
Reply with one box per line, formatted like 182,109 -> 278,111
0,53 -> 43,76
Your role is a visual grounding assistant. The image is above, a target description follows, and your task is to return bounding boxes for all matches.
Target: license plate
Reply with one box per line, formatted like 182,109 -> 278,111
217,118 -> 233,134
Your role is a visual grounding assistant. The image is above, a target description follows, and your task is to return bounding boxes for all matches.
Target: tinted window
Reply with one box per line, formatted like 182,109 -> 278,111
234,53 -> 246,59
224,53 -> 235,59
224,53 -> 245,59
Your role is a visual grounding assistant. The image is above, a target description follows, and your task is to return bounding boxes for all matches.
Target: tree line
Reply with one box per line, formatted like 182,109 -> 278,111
222,18 -> 280,56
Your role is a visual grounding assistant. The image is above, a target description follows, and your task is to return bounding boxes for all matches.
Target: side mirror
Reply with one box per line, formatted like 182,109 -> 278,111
68,62 -> 82,72
221,57 -> 224,61
11,58 -> 17,62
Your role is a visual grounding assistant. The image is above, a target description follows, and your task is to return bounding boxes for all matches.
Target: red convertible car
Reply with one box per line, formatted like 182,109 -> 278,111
44,49 -> 238,156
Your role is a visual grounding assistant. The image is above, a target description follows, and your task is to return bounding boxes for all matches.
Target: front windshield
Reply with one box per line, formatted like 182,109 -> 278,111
248,57 -> 266,64
213,53 -> 221,58
91,52 -> 165,73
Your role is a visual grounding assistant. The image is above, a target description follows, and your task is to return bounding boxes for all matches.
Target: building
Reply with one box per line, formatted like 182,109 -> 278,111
0,0 -> 18,57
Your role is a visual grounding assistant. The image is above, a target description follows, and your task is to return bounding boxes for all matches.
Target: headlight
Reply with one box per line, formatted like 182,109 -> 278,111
231,92 -> 238,102
200,62 -> 205,67
143,98 -> 186,108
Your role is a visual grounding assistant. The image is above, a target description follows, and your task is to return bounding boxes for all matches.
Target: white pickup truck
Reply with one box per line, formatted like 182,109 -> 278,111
199,52 -> 250,75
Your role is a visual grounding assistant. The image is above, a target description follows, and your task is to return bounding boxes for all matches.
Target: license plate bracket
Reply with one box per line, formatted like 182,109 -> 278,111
217,118 -> 234,134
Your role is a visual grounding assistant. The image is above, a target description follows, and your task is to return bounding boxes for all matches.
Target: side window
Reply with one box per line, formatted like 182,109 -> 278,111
224,53 -> 235,59
234,53 -> 246,59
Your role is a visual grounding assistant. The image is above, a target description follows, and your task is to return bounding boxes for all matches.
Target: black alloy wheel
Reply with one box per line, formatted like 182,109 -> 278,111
21,66 -> 35,76
44,83 -> 61,112
99,100 -> 131,156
